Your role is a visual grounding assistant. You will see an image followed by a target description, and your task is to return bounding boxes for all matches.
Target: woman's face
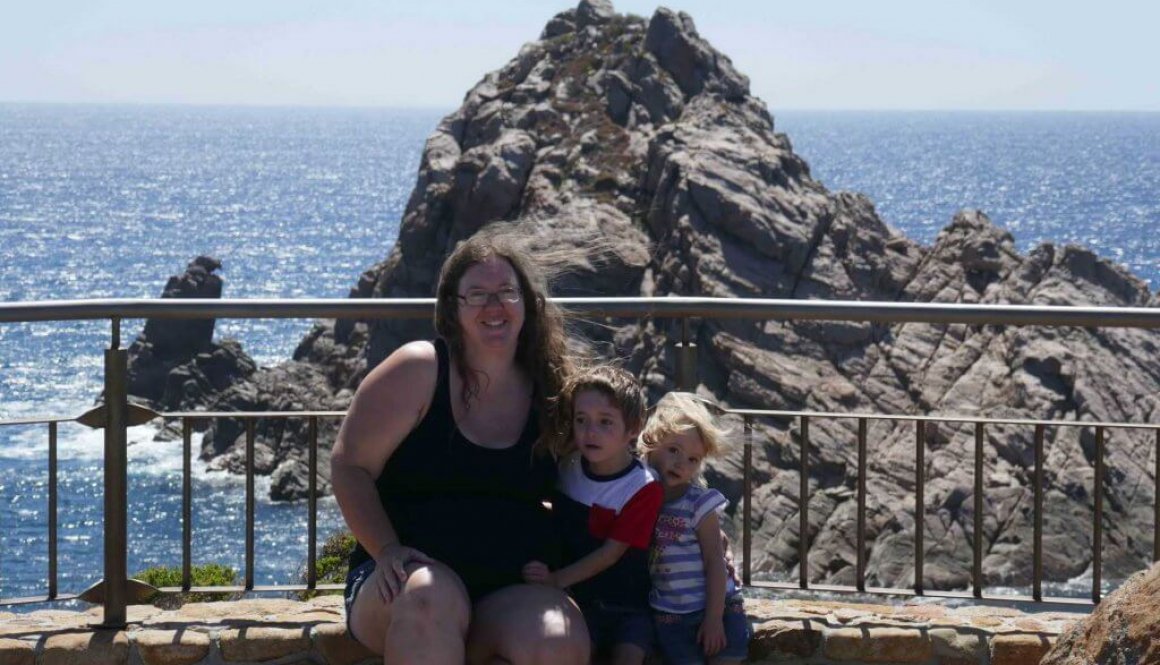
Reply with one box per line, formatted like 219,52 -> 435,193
455,255 -> 526,353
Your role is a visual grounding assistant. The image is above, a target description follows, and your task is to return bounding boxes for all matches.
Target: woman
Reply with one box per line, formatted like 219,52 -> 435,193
331,231 -> 590,664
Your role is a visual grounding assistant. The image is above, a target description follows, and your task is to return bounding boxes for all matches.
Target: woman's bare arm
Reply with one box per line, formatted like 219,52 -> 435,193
330,340 -> 438,561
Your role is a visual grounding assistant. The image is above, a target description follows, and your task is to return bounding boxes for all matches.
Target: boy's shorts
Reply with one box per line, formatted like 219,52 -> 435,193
653,596 -> 750,664
579,599 -> 654,656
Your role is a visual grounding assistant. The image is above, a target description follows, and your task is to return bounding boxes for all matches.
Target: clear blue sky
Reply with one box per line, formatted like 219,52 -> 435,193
2,0 -> 1157,111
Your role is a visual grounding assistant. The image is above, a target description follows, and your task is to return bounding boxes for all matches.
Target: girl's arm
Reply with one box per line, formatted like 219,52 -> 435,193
695,510 -> 728,654
542,539 -> 630,589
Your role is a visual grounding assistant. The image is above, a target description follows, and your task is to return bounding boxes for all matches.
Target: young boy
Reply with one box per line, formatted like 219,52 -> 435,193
523,365 -> 663,665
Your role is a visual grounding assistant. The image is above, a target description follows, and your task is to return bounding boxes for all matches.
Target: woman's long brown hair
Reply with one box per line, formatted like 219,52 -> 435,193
434,229 -> 574,458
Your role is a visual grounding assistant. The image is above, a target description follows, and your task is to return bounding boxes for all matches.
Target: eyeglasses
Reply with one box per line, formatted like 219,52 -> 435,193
457,287 -> 522,307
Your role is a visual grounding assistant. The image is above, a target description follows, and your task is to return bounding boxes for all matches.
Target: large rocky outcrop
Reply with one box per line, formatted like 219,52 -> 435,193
126,257 -> 257,412
1040,560 -> 1160,664
201,0 -> 1160,592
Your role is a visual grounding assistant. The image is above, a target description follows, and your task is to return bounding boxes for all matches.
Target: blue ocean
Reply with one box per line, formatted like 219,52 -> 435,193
1,105 -> 1158,604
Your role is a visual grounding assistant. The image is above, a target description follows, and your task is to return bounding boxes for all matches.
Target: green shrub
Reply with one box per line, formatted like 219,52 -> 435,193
133,563 -> 239,607
297,530 -> 357,599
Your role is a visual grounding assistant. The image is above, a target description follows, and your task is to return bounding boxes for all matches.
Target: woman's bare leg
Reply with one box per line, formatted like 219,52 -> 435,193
348,560 -> 471,664
466,584 -> 590,665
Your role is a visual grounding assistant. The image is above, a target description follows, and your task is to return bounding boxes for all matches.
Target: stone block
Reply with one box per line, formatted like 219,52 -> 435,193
219,627 -> 312,662
0,638 -> 36,665
42,631 -> 128,665
313,622 -> 377,665
991,634 -> 1052,665
823,627 -> 933,663
930,627 -> 988,665
749,619 -> 823,661
133,628 -> 211,665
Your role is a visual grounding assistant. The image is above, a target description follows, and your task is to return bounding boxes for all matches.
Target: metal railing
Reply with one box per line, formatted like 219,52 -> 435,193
2,296 -> 1160,627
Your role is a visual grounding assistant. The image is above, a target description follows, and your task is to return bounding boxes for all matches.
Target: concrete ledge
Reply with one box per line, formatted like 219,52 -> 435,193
0,595 -> 1081,664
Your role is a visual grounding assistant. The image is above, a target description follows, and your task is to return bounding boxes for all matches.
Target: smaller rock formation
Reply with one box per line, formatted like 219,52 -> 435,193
1040,560 -> 1160,665
126,257 -> 257,412
199,359 -> 348,501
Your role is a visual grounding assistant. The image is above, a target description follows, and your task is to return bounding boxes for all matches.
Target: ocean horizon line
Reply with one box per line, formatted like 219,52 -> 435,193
2,100 -> 1159,115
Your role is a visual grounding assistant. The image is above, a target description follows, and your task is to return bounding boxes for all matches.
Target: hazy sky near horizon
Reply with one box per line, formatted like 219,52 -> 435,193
2,0 -> 1157,111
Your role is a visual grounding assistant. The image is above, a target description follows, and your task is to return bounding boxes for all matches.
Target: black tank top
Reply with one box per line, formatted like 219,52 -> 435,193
348,338 -> 558,600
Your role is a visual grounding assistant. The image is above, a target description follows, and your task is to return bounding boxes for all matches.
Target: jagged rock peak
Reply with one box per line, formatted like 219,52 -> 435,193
125,257 -> 256,414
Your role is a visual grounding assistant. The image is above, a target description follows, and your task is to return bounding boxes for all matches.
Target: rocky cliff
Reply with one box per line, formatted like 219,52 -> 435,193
199,1 -> 1160,591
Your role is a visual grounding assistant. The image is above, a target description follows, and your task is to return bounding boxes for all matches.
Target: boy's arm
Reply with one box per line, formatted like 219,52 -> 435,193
546,479 -> 663,589
548,539 -> 630,589
695,510 -> 727,620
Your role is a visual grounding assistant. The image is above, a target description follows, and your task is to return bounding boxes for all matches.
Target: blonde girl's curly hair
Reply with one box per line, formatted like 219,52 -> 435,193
640,392 -> 729,459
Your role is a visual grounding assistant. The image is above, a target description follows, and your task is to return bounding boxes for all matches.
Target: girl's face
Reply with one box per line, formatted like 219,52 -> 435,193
649,428 -> 706,490
456,256 -> 525,352
572,389 -> 637,476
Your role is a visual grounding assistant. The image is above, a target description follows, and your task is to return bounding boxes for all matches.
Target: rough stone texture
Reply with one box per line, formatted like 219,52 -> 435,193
0,638 -> 35,665
0,596 -> 1078,665
930,627 -> 989,665
219,627 -> 312,662
133,629 -> 210,665
748,619 -> 824,660
312,622 -> 377,665
42,631 -> 129,665
196,0 -> 1160,591
991,633 -> 1053,665
1040,560 -> 1160,665
822,626 -> 933,662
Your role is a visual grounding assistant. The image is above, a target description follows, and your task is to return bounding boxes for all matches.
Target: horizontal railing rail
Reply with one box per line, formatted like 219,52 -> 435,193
3,296 -> 1160,327
2,297 -> 1159,626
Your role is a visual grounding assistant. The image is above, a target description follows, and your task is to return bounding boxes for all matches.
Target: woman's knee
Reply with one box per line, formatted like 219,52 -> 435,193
391,562 -> 471,635
348,560 -> 470,653
468,585 -> 589,665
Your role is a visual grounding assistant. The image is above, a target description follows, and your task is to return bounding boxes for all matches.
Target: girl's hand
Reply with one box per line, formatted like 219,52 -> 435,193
522,560 -> 555,586
372,543 -> 433,603
698,616 -> 727,656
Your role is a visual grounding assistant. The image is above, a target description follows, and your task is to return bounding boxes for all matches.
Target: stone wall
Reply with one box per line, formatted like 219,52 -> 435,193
0,595 -> 1080,664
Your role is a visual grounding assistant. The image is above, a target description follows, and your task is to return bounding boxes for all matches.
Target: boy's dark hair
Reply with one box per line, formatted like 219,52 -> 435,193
561,364 -> 647,436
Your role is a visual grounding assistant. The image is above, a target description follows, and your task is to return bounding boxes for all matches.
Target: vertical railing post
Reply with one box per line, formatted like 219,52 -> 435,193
856,418 -> 867,592
1154,428 -> 1159,564
48,421 -> 59,600
308,417 -> 318,589
1033,424 -> 1045,602
799,415 -> 809,589
973,422 -> 984,599
182,418 -> 192,591
100,317 -> 128,628
245,419 -> 256,591
676,317 -> 697,392
914,419 -> 925,595
742,417 -> 752,587
1093,426 -> 1104,604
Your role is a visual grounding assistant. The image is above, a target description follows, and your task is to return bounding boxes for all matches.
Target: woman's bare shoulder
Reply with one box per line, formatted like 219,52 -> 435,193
360,340 -> 438,395
336,341 -> 440,465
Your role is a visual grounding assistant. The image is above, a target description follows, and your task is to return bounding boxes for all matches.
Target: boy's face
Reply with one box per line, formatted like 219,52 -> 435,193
572,389 -> 638,475
649,429 -> 706,490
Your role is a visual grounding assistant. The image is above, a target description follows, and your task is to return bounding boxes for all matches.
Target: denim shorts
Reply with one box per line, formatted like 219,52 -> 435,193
343,559 -> 376,642
579,599 -> 654,656
653,596 -> 750,664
